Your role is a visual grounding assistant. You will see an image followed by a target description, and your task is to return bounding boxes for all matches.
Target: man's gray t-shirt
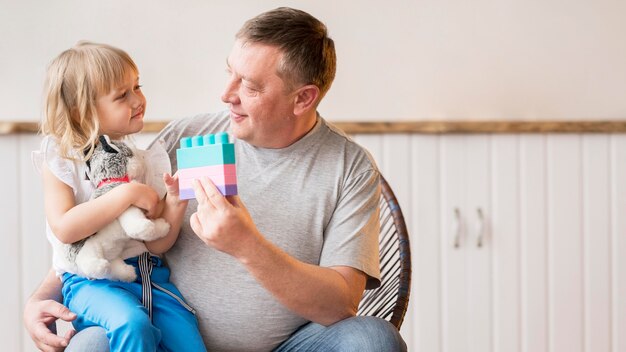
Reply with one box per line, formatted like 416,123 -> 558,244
154,110 -> 381,351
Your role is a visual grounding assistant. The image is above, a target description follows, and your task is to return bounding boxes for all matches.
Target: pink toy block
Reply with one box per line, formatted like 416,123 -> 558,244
179,174 -> 238,189
177,164 -> 237,179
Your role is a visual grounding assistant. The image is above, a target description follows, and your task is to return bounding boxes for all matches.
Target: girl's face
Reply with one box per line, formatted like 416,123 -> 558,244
96,71 -> 146,140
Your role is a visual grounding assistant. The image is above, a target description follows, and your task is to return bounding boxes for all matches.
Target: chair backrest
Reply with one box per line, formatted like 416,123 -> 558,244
356,174 -> 412,330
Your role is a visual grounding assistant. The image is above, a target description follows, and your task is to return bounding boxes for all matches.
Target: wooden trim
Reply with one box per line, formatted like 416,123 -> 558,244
0,122 -> 39,134
333,121 -> 626,133
2,120 -> 626,135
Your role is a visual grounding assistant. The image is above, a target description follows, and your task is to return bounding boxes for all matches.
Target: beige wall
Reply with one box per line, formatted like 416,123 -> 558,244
2,0 -> 626,123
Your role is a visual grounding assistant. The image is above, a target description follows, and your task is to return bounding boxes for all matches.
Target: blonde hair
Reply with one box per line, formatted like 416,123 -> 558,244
41,41 -> 138,160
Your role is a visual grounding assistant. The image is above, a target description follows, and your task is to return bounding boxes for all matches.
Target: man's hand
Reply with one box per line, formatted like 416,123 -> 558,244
190,177 -> 260,260
24,298 -> 76,352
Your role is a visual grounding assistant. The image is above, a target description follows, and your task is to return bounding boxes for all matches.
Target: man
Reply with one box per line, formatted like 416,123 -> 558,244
24,7 -> 407,351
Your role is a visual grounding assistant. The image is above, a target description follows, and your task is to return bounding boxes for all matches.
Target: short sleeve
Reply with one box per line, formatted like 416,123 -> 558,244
31,136 -> 85,193
320,169 -> 382,289
140,139 -> 172,199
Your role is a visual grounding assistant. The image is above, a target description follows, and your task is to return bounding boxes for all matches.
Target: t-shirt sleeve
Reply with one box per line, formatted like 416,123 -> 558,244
150,120 -> 181,153
320,168 -> 382,289
149,118 -> 192,173
31,136 -> 79,189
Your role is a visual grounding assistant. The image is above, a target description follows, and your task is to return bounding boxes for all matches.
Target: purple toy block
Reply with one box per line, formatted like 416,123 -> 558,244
180,184 -> 238,199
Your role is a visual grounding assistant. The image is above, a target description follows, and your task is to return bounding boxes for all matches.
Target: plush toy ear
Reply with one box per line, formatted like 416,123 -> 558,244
84,146 -> 92,171
99,135 -> 121,153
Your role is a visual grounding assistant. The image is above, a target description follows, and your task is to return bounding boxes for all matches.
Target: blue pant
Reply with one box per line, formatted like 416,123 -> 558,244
62,256 -> 206,352
275,316 -> 407,351
66,316 -> 406,351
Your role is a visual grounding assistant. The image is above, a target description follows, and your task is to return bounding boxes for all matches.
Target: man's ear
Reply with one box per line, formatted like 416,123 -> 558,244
293,85 -> 320,116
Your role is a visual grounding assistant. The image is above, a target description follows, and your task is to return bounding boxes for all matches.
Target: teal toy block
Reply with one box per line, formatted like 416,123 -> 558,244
176,132 -> 236,169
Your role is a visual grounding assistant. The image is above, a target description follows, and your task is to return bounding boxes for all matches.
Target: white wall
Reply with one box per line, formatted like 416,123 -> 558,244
2,0 -> 626,122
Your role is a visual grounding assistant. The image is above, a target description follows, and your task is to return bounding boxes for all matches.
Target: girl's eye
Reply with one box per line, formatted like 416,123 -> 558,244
134,85 -> 142,90
116,92 -> 128,100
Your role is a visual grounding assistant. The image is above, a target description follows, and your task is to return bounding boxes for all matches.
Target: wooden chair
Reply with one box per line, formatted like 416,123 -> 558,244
356,175 -> 412,330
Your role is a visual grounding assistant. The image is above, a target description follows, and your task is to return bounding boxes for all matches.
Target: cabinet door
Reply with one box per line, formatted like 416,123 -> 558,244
441,135 -> 491,352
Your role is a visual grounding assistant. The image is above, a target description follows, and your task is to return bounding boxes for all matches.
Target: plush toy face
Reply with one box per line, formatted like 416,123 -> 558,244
87,135 -> 135,193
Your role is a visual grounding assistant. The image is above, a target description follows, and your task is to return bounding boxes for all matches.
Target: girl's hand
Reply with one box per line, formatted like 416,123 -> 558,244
163,172 -> 180,198
124,183 -> 161,218
163,172 -> 188,207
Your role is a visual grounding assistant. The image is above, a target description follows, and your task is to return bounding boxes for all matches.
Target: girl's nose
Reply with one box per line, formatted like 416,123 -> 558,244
130,91 -> 143,109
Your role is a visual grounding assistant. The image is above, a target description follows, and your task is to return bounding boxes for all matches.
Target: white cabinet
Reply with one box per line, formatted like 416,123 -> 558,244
354,133 -> 626,352
440,135 -> 491,352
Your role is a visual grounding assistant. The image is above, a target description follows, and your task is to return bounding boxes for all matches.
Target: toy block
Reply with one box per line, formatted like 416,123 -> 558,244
177,132 -> 237,199
177,164 -> 237,179
176,133 -> 235,169
180,184 -> 238,200
179,173 -> 238,189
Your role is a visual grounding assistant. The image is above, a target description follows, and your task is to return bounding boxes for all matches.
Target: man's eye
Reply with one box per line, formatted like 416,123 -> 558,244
134,85 -> 142,90
243,83 -> 258,92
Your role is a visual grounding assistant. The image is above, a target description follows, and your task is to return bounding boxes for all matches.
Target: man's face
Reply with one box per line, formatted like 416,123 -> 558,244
221,40 -> 298,149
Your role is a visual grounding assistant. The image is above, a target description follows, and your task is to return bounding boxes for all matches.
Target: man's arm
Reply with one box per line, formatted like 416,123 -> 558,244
236,236 -> 366,325
190,177 -> 366,325
23,269 -> 77,352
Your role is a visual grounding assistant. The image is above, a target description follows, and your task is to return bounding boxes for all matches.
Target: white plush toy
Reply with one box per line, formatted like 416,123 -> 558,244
57,135 -> 170,282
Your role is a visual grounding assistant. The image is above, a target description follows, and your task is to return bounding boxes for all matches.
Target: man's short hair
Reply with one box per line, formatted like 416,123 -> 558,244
237,7 -> 336,98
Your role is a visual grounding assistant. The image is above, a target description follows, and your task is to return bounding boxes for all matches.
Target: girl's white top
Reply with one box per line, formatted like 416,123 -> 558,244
32,136 -> 170,276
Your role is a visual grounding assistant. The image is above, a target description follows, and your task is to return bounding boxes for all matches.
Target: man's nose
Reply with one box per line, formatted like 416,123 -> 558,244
221,78 -> 239,104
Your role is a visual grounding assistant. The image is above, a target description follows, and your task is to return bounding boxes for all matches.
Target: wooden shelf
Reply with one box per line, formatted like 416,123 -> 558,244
3,120 -> 626,135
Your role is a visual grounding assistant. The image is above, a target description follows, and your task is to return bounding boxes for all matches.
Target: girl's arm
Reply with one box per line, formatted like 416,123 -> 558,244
43,162 -> 162,244
145,173 -> 188,254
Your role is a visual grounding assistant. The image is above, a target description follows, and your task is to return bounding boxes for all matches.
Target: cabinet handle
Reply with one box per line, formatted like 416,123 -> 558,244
453,208 -> 461,248
476,207 -> 485,248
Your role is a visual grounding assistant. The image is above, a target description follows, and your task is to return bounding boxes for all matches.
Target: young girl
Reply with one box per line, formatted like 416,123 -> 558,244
32,41 -> 206,351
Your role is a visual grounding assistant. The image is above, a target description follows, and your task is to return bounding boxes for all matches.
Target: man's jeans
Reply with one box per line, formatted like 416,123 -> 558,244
66,316 -> 407,351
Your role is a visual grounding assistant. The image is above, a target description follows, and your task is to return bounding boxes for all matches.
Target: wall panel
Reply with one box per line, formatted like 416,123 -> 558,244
491,135 -> 521,352
611,135 -> 626,352
582,135 -> 611,352
547,135 -> 584,352
520,135 -> 548,352
0,135 -> 23,351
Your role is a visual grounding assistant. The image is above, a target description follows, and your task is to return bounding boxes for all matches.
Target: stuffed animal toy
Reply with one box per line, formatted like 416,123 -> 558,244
57,135 -> 170,282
